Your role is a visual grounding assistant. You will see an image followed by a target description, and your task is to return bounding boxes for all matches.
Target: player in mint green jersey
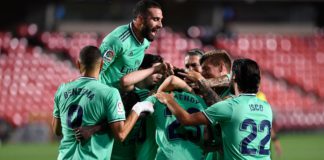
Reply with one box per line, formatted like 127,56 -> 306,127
143,90 -> 208,160
111,54 -> 164,160
155,58 -> 273,160
99,0 -> 163,89
181,49 -> 233,160
73,54 -> 166,160
52,46 -> 154,160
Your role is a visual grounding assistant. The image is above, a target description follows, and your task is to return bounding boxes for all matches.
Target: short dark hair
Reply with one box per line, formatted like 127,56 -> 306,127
186,48 -> 204,57
200,49 -> 232,71
140,53 -> 163,69
232,58 -> 260,93
79,45 -> 102,71
133,0 -> 162,18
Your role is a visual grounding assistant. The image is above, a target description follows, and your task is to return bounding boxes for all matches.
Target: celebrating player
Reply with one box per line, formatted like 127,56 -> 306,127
99,0 -> 164,89
52,46 -> 153,160
155,58 -> 273,160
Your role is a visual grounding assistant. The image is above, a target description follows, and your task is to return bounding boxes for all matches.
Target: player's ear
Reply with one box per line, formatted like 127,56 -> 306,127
76,60 -> 81,73
219,61 -> 227,73
137,14 -> 145,25
99,59 -> 103,71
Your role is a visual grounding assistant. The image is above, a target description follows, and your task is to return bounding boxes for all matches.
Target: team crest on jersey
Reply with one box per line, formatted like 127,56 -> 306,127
117,100 -> 124,115
135,60 -> 140,66
103,50 -> 114,62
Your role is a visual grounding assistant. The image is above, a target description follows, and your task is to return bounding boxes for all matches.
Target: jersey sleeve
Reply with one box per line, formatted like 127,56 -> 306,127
105,88 -> 126,123
53,84 -> 64,118
143,95 -> 158,105
99,35 -> 124,71
202,100 -> 233,125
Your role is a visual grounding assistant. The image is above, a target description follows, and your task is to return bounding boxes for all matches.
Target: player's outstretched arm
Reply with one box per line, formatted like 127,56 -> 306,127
206,75 -> 230,88
120,62 -> 170,92
155,92 -> 209,126
157,75 -> 193,93
110,101 -> 154,142
179,70 -> 222,106
52,117 -> 62,136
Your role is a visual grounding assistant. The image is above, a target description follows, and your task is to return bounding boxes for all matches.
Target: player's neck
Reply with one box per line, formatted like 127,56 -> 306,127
234,83 -> 240,96
82,71 -> 98,80
131,21 -> 144,43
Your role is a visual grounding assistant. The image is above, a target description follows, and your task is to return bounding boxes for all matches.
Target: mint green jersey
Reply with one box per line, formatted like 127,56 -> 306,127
205,73 -> 233,160
53,77 -> 126,160
203,94 -> 273,160
145,91 -> 208,160
99,23 -> 151,89
134,89 -> 158,160
111,88 -> 157,160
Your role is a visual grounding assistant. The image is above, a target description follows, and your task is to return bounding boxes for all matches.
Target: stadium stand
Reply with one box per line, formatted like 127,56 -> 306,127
216,33 -> 324,130
0,27 -> 323,131
0,34 -> 79,127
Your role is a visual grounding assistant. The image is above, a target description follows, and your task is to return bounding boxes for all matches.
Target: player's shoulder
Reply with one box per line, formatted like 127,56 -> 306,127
213,95 -> 237,108
56,79 -> 76,92
94,81 -> 118,92
104,24 -> 131,42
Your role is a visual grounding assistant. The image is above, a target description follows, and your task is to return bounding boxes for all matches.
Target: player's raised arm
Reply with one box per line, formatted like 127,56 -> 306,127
206,75 -> 231,88
157,75 -> 193,93
120,61 -> 168,92
109,101 -> 154,142
155,92 -> 209,126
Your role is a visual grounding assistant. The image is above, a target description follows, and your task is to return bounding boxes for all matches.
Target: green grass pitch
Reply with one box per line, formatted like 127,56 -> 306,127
0,132 -> 323,160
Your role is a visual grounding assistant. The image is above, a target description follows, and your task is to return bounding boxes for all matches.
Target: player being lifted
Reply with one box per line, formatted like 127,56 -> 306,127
98,0 -> 169,89
155,58 -> 273,160
52,46 -> 154,160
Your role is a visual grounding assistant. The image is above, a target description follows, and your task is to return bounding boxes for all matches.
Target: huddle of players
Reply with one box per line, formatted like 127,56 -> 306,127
52,0 -> 273,160
53,48 -> 272,160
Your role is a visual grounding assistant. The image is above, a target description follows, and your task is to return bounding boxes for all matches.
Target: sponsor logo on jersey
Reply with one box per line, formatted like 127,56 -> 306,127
103,50 -> 114,62
128,51 -> 133,56
117,100 -> 124,115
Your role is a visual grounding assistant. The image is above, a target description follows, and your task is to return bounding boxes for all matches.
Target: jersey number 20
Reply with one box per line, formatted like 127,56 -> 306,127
166,107 -> 201,142
240,119 -> 271,155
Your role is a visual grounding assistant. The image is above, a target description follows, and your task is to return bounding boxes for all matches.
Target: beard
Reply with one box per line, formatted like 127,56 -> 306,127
141,20 -> 157,42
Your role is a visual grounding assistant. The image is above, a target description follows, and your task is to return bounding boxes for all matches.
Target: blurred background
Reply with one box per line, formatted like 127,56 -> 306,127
0,0 -> 323,159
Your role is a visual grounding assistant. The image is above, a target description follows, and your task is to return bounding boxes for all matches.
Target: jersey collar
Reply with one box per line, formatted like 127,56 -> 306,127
78,77 -> 97,81
129,22 -> 143,45
239,93 -> 256,96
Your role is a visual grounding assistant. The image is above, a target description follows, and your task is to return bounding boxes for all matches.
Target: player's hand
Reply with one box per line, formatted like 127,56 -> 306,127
74,126 -> 96,141
274,140 -> 282,157
132,101 -> 154,115
155,92 -> 175,105
184,71 -> 205,82
154,62 -> 174,75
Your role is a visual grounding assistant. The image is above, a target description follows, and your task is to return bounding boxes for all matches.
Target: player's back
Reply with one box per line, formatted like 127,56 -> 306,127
145,91 -> 207,160
54,77 -> 125,160
220,94 -> 272,160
